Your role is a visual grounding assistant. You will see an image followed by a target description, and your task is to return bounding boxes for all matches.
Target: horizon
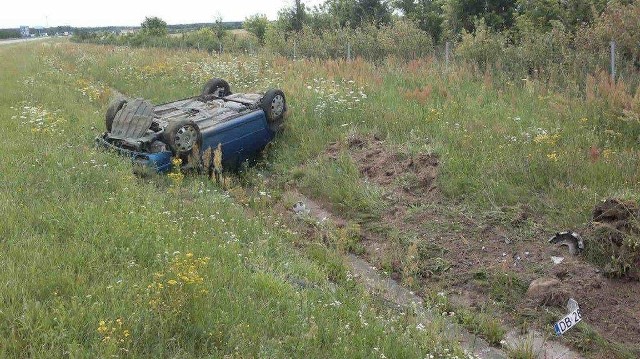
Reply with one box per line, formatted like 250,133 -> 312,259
1,0 -> 323,29
3,21 -> 244,31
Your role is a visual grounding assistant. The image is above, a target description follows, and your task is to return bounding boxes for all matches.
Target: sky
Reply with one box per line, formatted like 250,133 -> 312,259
0,0 -> 325,28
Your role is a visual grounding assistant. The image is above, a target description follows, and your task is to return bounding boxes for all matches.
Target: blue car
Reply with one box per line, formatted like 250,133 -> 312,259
96,78 -> 286,173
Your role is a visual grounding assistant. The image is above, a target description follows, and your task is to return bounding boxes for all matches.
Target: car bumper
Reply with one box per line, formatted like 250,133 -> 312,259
95,134 -> 173,173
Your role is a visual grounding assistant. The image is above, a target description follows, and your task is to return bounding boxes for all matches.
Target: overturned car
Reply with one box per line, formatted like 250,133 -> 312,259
96,78 -> 286,173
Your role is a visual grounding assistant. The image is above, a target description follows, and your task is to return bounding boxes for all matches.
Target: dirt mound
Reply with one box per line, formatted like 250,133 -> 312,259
589,198 -> 640,279
331,135 -> 439,196
525,277 -> 569,307
593,198 -> 640,241
593,198 -> 639,221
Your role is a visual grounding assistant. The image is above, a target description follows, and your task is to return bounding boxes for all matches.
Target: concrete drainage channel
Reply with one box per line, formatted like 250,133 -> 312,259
347,254 -> 505,359
292,193 -> 583,359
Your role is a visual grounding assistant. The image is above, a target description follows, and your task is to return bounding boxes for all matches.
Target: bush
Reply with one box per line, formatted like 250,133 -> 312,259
264,19 -> 433,62
72,28 -> 259,55
576,1 -> 640,67
506,20 -> 573,83
378,19 -> 433,60
575,0 -> 640,92
264,25 -> 288,56
244,14 -> 269,45
453,11 -> 639,98
454,19 -> 506,70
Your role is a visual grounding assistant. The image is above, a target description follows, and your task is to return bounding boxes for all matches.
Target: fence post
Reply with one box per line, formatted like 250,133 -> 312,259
293,40 -> 297,60
347,42 -> 351,62
445,41 -> 451,73
219,42 -> 222,54
610,40 -> 616,83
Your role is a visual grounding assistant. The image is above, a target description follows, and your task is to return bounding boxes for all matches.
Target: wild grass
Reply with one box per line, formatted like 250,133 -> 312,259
49,43 -> 640,231
562,320 -> 637,359
427,291 -> 505,347
506,334 -> 535,359
0,40 -> 466,358
3,38 -> 639,356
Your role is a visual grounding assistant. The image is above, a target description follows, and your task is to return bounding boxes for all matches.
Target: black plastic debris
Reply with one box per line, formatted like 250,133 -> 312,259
549,231 -> 585,255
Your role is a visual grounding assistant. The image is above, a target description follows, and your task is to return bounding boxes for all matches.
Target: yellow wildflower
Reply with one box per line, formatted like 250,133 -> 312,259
603,149 -> 614,159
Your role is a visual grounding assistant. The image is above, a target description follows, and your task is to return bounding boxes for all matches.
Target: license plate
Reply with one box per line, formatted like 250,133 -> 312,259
554,308 -> 582,335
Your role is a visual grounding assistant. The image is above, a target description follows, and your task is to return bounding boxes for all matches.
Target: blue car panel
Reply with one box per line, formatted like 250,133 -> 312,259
97,86 -> 286,173
201,110 -> 275,169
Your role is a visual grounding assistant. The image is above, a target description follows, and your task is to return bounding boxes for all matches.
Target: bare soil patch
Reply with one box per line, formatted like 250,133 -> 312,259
322,135 -> 640,357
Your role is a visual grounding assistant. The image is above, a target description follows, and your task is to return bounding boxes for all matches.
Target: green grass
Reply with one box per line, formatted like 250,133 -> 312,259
560,318 -> 637,359
506,335 -> 535,359
3,38 -> 639,357
425,290 -> 506,347
0,41 -> 465,358
42,42 -> 640,228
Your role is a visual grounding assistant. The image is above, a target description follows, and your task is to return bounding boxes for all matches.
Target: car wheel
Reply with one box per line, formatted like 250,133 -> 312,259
202,78 -> 231,97
105,97 -> 127,132
163,119 -> 202,155
260,89 -> 286,123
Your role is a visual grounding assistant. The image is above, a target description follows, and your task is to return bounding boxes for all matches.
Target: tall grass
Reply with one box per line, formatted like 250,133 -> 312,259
0,40 -> 464,358
50,41 -> 640,227
3,39 -> 638,355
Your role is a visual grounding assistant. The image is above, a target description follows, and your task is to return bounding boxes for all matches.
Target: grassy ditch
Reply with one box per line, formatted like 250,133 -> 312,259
0,40 -> 464,358
5,39 -> 640,357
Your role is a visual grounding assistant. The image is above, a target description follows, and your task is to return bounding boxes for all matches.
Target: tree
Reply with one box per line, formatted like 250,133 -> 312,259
244,14 -> 269,44
321,0 -> 357,27
394,0 -> 444,42
292,0 -> 306,31
442,0 -> 516,39
576,0 -> 640,64
515,0 -> 608,33
212,15 -> 226,42
321,0 -> 390,28
0,29 -> 21,40
353,0 -> 391,27
277,0 -> 308,33
141,16 -> 167,37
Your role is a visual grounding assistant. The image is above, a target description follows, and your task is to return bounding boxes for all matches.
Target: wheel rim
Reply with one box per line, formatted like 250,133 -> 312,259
174,125 -> 198,152
271,95 -> 285,117
213,87 -> 225,97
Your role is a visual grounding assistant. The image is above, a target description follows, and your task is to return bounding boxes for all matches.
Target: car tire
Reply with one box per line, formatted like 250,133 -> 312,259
163,119 -> 202,156
260,89 -> 286,123
105,97 -> 127,132
202,78 -> 231,97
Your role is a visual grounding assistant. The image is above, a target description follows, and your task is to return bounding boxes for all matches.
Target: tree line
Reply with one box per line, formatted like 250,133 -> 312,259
71,1 -> 640,89
240,0 -> 639,87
